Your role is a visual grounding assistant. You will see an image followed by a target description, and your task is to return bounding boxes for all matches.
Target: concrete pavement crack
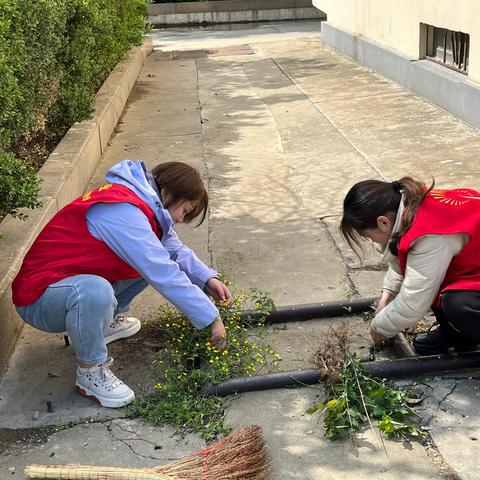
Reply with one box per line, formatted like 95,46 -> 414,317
269,56 -> 387,182
318,216 -> 360,297
437,380 -> 458,410
318,214 -> 341,220
238,61 -> 306,208
105,421 -> 178,462
244,54 -> 376,296
422,380 -> 458,427
195,58 -> 215,269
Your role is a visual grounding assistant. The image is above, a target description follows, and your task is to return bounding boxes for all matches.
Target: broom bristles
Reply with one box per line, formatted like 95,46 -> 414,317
155,425 -> 270,479
25,426 -> 271,480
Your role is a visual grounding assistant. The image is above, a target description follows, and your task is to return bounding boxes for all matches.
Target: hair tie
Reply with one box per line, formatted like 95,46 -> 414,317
392,180 -> 403,193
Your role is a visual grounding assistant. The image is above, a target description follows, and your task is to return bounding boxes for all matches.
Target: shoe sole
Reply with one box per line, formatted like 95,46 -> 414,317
104,320 -> 141,345
413,346 -> 448,355
413,344 -> 480,355
75,385 -> 135,408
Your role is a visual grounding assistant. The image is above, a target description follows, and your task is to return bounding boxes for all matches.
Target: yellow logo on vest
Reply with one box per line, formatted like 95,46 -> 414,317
82,184 -> 113,201
431,189 -> 480,206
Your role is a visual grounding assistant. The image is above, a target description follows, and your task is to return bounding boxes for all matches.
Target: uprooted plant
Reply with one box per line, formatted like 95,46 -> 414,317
128,288 -> 280,441
308,324 -> 426,441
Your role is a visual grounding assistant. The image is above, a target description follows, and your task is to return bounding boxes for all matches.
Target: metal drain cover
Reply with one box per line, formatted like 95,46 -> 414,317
171,44 -> 254,59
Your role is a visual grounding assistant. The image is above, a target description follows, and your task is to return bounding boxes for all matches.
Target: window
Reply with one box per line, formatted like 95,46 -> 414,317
425,24 -> 469,74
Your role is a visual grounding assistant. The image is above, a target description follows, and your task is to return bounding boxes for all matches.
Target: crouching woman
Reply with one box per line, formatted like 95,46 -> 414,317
341,177 -> 480,355
12,160 -> 231,408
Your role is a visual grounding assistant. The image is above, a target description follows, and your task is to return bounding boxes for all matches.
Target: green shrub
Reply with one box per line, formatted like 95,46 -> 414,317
0,1 -> 22,149
52,0 -> 149,132
0,151 -> 41,221
152,1 -> 212,3
0,0 -> 149,227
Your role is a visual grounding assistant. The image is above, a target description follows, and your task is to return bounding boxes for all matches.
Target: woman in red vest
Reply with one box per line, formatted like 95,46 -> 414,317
13,160 -> 231,408
341,177 -> 480,355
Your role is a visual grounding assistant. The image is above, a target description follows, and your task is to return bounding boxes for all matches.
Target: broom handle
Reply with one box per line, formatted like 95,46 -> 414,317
25,464 -> 174,480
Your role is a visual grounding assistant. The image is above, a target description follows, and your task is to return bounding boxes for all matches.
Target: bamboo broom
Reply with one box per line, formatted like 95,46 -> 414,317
25,425 -> 271,480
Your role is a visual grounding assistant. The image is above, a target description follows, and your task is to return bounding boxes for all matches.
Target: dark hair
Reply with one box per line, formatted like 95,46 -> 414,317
340,176 -> 434,258
151,162 -> 208,225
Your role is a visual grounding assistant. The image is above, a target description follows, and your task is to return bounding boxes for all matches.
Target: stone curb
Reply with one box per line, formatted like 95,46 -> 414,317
0,38 -> 153,374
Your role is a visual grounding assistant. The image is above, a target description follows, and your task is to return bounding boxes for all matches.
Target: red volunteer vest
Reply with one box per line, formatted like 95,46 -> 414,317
398,188 -> 480,303
12,184 -> 162,306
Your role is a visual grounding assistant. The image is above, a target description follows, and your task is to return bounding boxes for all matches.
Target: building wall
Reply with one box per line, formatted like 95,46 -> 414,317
312,0 -> 480,83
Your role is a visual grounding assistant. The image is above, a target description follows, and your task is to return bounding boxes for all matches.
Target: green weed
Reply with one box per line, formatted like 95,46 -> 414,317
128,289 -> 279,441
310,325 -> 426,442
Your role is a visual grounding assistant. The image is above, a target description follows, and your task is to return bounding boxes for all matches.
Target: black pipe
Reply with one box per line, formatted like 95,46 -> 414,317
263,297 -> 378,324
392,333 -> 416,358
203,351 -> 480,396
364,351 -> 480,378
203,369 -> 325,396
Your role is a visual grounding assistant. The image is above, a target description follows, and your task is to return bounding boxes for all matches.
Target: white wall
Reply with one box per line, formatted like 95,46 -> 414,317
313,0 -> 480,83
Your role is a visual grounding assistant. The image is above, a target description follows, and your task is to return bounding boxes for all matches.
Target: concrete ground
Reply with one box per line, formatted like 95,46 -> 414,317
2,20 -> 480,479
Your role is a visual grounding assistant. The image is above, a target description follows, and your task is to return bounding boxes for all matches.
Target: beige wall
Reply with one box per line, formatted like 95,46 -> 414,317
313,0 -> 480,83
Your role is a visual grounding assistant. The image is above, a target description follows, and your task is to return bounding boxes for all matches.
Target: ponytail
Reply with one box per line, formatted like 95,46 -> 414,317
340,176 -> 434,259
389,177 -> 434,254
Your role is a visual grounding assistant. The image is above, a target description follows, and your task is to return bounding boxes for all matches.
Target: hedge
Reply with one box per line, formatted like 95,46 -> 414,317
0,0 -> 149,225
152,1 -> 217,3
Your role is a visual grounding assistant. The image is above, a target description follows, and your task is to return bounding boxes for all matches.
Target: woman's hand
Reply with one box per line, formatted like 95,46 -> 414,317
205,278 -> 232,305
370,326 -> 388,344
371,291 -> 393,344
210,316 -> 227,351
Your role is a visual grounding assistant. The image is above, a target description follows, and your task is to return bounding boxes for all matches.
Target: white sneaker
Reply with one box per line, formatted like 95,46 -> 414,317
104,314 -> 141,344
76,358 -> 135,408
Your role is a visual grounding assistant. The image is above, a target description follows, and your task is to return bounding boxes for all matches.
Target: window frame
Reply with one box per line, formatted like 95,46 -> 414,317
425,24 -> 469,75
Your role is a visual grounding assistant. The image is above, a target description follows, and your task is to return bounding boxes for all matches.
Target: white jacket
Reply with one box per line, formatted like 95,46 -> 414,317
370,202 -> 468,338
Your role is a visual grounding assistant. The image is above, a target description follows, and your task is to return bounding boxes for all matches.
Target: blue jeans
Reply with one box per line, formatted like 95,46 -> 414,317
16,275 -> 148,364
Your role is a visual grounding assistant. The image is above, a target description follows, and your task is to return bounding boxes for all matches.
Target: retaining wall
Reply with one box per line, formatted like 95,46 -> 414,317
0,39 -> 153,374
148,0 -> 325,25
